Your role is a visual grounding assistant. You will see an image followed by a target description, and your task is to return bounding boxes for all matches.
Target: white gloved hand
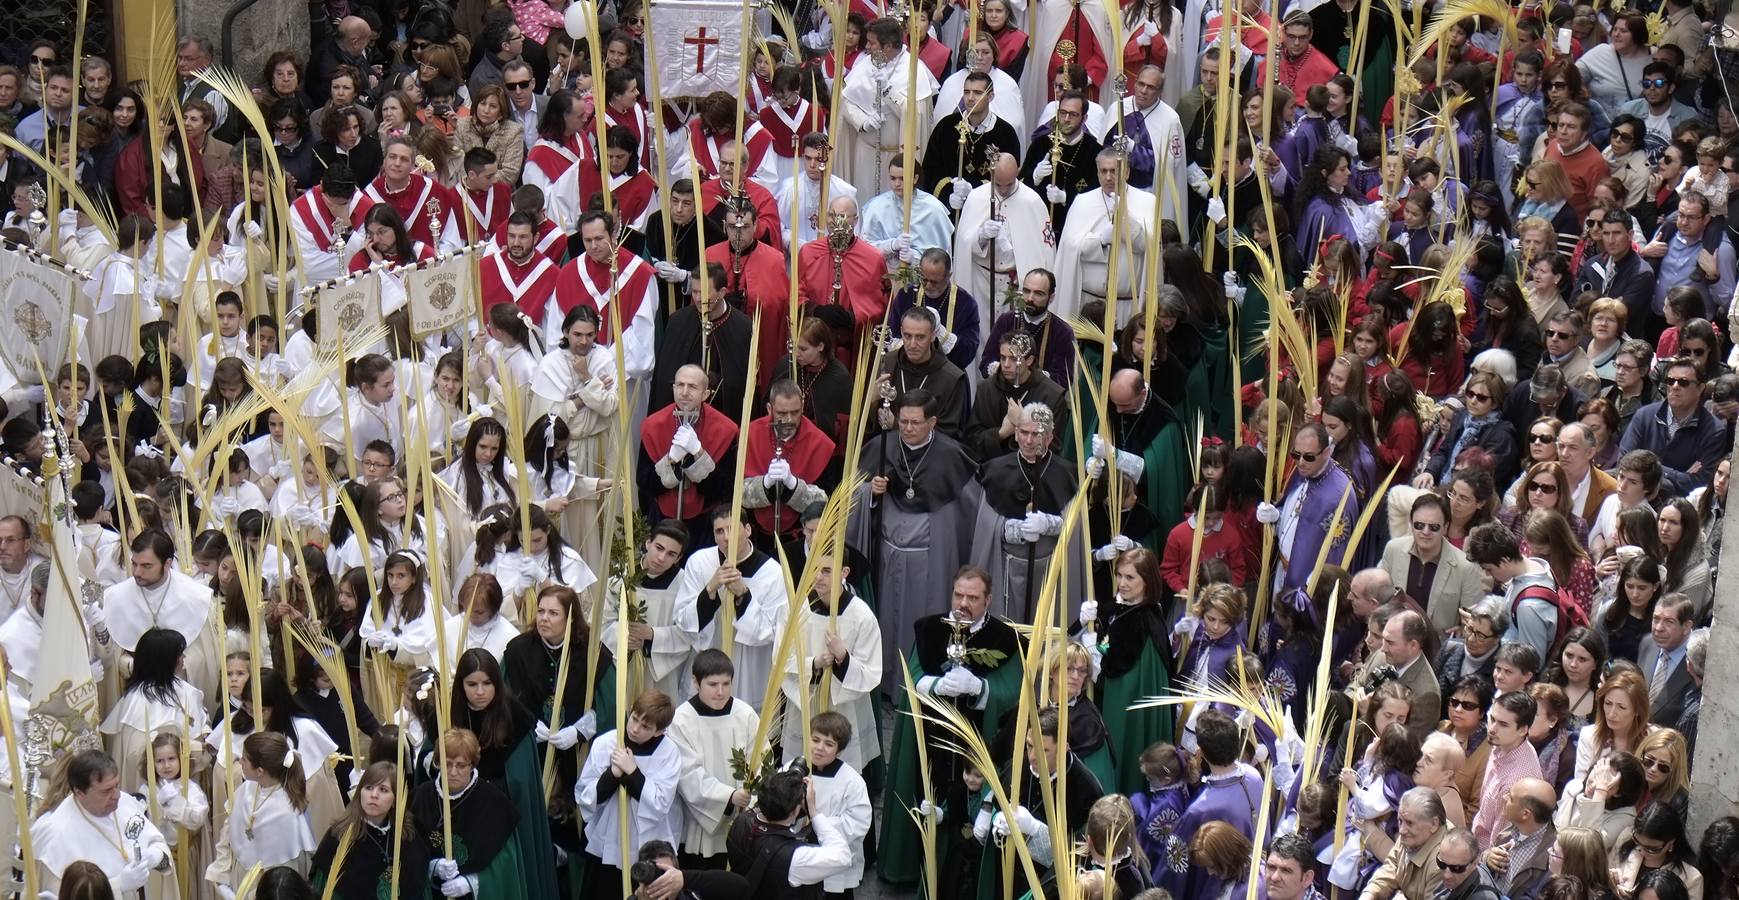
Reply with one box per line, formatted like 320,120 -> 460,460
1172,615 -> 1200,638
472,403 -> 494,420
1091,434 -> 1110,459
1223,271 -> 1246,303
678,424 -> 703,455
350,767 -> 363,790
551,724 -> 581,749
942,331 -> 959,353
973,806 -> 994,842
363,632 -> 387,650
244,220 -> 265,240
141,844 -> 167,869
1255,501 -> 1281,524
985,360 -> 1000,379
859,114 -> 882,133
1110,135 -> 1133,156
270,459 -> 293,481
1032,158 -> 1054,181
534,721 -> 552,742
87,656 -> 104,680
211,495 -> 241,517
1094,219 -> 1115,245
157,780 -> 181,804
1111,534 -> 1134,553
1085,455 -> 1105,479
895,231 -> 913,254
1045,184 -> 1067,205
654,260 -> 689,283
377,636 -> 401,654
978,219 -> 1004,242
900,244 -> 921,264
991,810 -> 1012,841
1079,599 -> 1099,624
1004,519 -> 1026,544
1136,27 -> 1153,47
917,799 -> 942,819
133,439 -> 164,459
217,885 -> 238,900
939,665 -> 982,697
1019,511 -> 1046,542
950,179 -> 971,210
764,458 -> 793,489
262,271 -> 282,293
1093,542 -> 1121,561
1206,196 -> 1227,224
576,710 -> 599,739
1012,805 -> 1042,836
433,858 -> 461,882
112,862 -> 150,892
84,603 -> 106,633
666,433 -> 690,463
439,875 -> 471,898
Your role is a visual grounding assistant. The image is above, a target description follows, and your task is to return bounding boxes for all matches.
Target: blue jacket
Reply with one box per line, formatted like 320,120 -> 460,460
1617,399 -> 1729,495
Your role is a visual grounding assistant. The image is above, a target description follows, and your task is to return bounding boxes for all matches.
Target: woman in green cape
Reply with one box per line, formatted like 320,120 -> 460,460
412,727 -> 532,899
311,761 -> 431,900
445,647 -> 560,898
1083,547 -> 1174,795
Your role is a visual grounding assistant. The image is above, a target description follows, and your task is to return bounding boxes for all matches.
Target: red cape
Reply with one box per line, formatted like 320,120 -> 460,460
705,240 -> 791,382
641,403 -> 740,518
479,251 -> 562,321
554,248 -> 657,341
366,173 -> 454,248
457,182 -> 511,242
1049,10 -> 1109,98
743,414 -> 835,536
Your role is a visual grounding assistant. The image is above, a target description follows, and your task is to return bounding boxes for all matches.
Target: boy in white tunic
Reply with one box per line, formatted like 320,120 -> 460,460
577,689 -> 685,897
672,509 -> 787,710
778,551 -> 885,771
667,649 -> 760,867
804,711 -> 873,900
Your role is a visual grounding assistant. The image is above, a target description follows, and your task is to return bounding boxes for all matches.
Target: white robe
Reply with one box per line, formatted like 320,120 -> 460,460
859,190 -> 955,260
102,569 -> 223,706
1024,0 -> 1117,127
1052,186 -> 1156,324
576,729 -> 685,865
1123,95 -> 1190,232
0,555 -> 44,621
321,388 -> 405,470
205,778 -> 318,886
441,613 -> 519,664
357,591 -> 440,669
954,180 -> 1056,336
838,50 -> 938,197
82,252 -> 164,361
667,697 -> 759,858
936,69 -> 1029,153
599,573 -> 689,703
99,679 -> 210,795
775,174 -> 859,245
807,761 -> 873,891
776,594 -> 885,770
671,551 -> 787,711
32,792 -> 177,897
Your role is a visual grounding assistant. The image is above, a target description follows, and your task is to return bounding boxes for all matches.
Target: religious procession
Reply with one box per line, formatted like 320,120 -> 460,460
0,0 -> 1733,894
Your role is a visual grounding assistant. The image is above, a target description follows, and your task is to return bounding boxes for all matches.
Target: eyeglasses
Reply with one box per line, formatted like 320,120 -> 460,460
1547,80 -> 1570,90
506,80 -> 533,91
1448,697 -> 1482,711
1437,859 -> 1473,874
1680,211 -> 1707,221
1612,131 -> 1637,141
1642,756 -> 1673,773
1635,839 -> 1669,856
1290,450 -> 1320,463
1546,329 -> 1577,340
272,122 -> 299,133
1412,521 -> 1444,533
1529,481 -> 1559,494
1530,433 -> 1556,444
1525,178 -> 1540,188
1664,376 -> 1699,388
1615,361 -> 1641,372
1643,77 -> 1671,89
1464,389 -> 1492,403
30,54 -> 54,65
1463,627 -> 1495,641
378,491 -> 406,502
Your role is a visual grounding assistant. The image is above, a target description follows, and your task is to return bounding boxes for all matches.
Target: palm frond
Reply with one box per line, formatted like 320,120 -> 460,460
1410,0 -> 1519,66
0,135 -> 117,245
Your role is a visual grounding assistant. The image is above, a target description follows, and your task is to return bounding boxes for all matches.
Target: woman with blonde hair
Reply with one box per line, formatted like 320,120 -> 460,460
1554,826 -> 1622,900
1634,728 -> 1690,821
1041,642 -> 1115,791
1082,795 -> 1157,900
1175,583 -> 1247,686
1515,158 -> 1582,252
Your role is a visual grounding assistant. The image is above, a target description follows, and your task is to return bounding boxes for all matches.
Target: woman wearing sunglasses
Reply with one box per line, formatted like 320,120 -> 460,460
1419,371 -> 1520,489
1614,806 -> 1702,900
1438,674 -> 1494,813
1634,729 -> 1691,822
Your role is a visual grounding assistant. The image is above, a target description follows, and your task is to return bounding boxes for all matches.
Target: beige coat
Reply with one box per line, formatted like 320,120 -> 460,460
1381,536 -> 1487,634
453,115 -> 526,185
1360,823 -> 1449,900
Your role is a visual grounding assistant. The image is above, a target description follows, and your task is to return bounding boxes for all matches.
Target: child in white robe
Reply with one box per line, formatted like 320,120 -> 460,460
804,711 -> 873,899
667,650 -> 759,865
577,689 -> 685,897
205,731 -> 319,896
150,732 -> 212,900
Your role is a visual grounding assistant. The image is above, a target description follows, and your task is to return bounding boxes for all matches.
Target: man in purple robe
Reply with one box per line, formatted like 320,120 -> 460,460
1256,422 -> 1362,595
1158,709 -> 1266,900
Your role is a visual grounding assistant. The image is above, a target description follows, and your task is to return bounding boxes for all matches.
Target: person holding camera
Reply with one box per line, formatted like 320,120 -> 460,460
724,769 -> 855,900
631,840 -> 750,900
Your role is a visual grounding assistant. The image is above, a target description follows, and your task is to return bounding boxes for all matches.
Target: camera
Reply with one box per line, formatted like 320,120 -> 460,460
1366,664 -> 1400,692
630,861 -> 664,889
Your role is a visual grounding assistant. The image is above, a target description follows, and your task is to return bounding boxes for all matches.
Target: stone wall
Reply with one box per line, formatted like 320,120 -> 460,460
1689,443 -> 1739,836
179,0 -> 305,87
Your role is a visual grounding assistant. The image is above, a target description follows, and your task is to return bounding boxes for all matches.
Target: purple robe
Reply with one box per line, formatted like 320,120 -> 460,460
1132,781 -> 1191,880
1276,462 -> 1362,594
1298,194 -> 1361,268
1281,116 -> 1331,187
1157,768 -> 1266,900
1389,222 -> 1434,266
1178,625 -> 1246,687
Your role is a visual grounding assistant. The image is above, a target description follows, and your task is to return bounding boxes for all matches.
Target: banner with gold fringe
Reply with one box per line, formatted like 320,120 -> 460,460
0,242 -> 76,384
407,250 -> 477,338
316,271 -> 385,359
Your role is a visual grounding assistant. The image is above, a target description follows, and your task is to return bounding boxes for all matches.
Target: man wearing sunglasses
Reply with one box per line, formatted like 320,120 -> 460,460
1434,829 -> 1501,900
1617,61 -> 1698,163
1257,422 -> 1360,595
1618,356 -> 1728,493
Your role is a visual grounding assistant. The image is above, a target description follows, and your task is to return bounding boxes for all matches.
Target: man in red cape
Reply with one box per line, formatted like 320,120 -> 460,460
797,195 -> 890,371
480,212 -> 562,323
365,137 -> 459,251
553,211 -> 658,382
704,196 -> 791,384
640,363 -> 741,544
456,147 -> 512,242
742,380 -> 836,547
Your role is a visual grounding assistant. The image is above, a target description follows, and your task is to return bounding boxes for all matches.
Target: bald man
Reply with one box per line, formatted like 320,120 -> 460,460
1481,777 -> 1556,899
956,153 -> 1056,349
639,363 -> 741,548
312,16 -> 378,106
1095,368 -> 1192,534
797,195 -> 891,365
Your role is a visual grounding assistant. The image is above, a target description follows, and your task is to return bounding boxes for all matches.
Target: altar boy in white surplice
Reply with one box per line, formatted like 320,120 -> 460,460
667,649 -> 759,866
92,529 -> 223,717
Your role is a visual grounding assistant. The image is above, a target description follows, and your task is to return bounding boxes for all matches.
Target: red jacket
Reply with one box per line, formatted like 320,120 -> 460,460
1161,514 -> 1249,593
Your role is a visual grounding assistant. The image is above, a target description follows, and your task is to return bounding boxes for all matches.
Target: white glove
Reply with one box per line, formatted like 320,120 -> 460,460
666,435 -> 689,463
112,862 -> 149,892
1091,434 -> 1111,459
678,424 -> 703,455
1079,600 -> 1099,624
1094,219 -> 1115,245
985,360 -> 1000,379
211,495 -> 240,517
270,459 -> 293,481
290,504 -> 324,528
1093,542 -> 1121,561
1045,184 -> 1067,204
439,875 -> 472,898
349,767 -> 362,790
377,636 -> 401,654
1173,615 -> 1200,638
1004,519 -> 1026,543
654,260 -> 689,283
217,885 -> 238,900
262,272 -> 282,293
88,656 -> 104,681
551,724 -> 581,750
1012,805 -> 1041,836
433,858 -> 461,882
764,458 -> 793,489
942,331 -> 959,353
140,844 -> 167,869
859,114 -> 881,133
917,799 -> 942,819
1255,501 -> 1281,525
900,244 -> 921,264
978,219 -> 1004,242
991,810 -> 1012,841
133,439 -> 164,459
576,710 -> 599,739
1086,456 -> 1105,479
244,220 -> 264,240
895,231 -> 913,254
472,403 -> 494,420
973,806 -> 994,842
157,780 -> 181,804
1110,135 -> 1133,155
364,632 -> 387,650
1223,271 -> 1244,302
84,603 -> 106,633
950,179 -> 971,210
1025,511 -> 1062,537
1114,448 -> 1144,480
534,720 -> 552,742
1206,196 -> 1227,224
1112,534 -> 1134,553
939,665 -> 982,697
1032,158 -> 1054,181
1136,27 -> 1153,47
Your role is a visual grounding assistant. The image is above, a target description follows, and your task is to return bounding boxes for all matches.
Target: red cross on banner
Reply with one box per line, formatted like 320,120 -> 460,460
684,27 -> 721,73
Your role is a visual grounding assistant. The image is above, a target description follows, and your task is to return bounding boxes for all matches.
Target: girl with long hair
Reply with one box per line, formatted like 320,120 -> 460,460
1657,498 -> 1711,617
448,650 -> 559,897
1080,548 -> 1172,794
359,550 -> 438,671
1597,554 -> 1663,664
1635,728 -> 1691,821
149,731 -> 211,895
1523,508 -> 1596,616
1546,627 -> 1607,729
332,476 -> 440,576
440,416 -> 519,517
310,762 -> 431,899
444,573 -> 520,663
1614,806 -> 1703,900
209,731 -> 318,890
1394,301 -> 1469,400
419,350 -> 471,464
208,667 -> 348,837
1566,669 -> 1655,800
101,627 -> 209,793
1082,795 -> 1157,899
1296,146 -> 1390,268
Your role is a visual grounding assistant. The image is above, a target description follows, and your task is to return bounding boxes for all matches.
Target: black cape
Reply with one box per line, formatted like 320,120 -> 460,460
649,305 -> 755,422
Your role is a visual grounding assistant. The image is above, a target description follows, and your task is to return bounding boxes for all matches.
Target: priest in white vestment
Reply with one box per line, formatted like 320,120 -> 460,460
838,20 -> 937,198
671,513 -> 788,711
1052,147 -> 1156,324
528,309 -> 621,579
1122,64 -> 1190,233
954,153 -> 1056,335
776,134 -> 859,246
93,532 -> 222,710
32,751 -> 178,898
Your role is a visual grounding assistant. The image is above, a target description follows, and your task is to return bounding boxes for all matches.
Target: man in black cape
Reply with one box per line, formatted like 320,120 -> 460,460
645,177 -> 726,333
648,260 -> 754,420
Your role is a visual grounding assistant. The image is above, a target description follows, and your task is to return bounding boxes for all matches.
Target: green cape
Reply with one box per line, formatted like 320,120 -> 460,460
1099,639 -> 1173,795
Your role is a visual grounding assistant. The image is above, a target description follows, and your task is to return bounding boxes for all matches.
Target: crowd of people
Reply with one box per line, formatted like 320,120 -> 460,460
0,0 -> 1738,897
